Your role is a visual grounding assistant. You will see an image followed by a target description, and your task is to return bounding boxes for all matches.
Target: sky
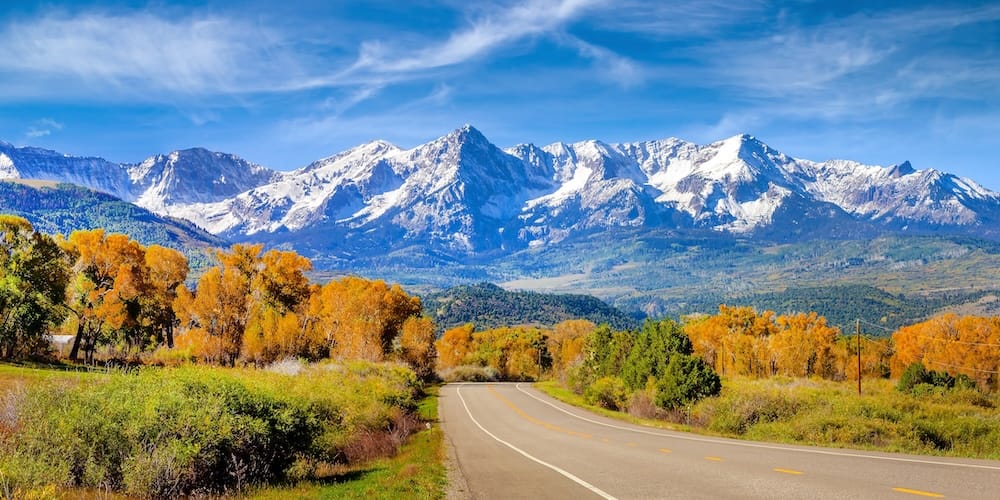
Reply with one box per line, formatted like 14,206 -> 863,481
0,0 -> 998,189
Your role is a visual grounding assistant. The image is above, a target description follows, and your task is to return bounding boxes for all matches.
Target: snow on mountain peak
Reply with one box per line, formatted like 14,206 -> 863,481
3,126 -> 999,252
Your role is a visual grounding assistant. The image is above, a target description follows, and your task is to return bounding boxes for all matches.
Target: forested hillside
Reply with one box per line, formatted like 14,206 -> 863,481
422,282 -> 640,331
0,180 -> 223,250
739,284 -> 992,334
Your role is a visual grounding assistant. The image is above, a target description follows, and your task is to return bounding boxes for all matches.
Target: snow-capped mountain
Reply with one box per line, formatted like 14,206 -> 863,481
0,140 -> 132,199
2,127 -> 998,259
128,148 -> 281,210
0,141 -> 280,222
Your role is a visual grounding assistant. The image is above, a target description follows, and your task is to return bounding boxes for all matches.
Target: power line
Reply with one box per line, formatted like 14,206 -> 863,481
915,334 -> 1000,348
858,319 -> 896,335
924,360 -> 1000,375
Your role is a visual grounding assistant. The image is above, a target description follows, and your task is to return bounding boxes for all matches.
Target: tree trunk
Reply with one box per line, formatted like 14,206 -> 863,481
69,322 -> 84,361
166,320 -> 174,349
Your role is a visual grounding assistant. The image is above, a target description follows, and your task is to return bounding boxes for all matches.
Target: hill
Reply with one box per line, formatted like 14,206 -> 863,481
422,283 -> 641,331
0,181 -> 225,252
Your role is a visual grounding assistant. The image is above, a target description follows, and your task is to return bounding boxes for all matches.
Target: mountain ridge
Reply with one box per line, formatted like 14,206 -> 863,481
2,126 -> 999,264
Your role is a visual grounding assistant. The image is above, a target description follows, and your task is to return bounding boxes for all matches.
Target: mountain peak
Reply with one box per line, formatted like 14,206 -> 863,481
447,124 -> 489,144
889,161 -> 915,178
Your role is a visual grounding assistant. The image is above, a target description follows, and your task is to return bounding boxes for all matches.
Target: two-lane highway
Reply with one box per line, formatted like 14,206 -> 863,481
440,383 -> 1000,499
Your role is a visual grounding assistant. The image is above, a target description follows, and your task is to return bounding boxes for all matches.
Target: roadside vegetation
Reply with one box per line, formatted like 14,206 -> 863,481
437,303 -> 999,460
1,361 -> 436,498
538,376 -> 1000,460
0,216 -> 445,498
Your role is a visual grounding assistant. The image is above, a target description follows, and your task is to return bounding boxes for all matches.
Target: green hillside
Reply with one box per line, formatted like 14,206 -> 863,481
0,181 -> 225,254
422,282 -> 640,331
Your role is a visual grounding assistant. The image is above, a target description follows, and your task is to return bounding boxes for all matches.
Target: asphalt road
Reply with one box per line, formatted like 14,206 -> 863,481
439,383 -> 1000,500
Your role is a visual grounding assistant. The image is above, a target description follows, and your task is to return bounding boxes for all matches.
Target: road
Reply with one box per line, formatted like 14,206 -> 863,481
439,383 -> 1000,500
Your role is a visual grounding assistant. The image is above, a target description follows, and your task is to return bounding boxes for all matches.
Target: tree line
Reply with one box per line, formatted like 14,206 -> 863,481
0,216 -> 435,377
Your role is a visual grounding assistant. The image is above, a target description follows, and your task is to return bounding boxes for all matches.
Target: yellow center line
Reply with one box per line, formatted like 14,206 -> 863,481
627,442 -> 638,447
892,487 -> 945,498
601,438 -> 610,443
704,456 -> 724,462
774,468 -> 803,475
486,385 -> 595,442
658,448 -> 672,454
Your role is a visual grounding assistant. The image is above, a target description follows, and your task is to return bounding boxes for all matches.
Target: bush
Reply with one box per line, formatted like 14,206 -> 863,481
654,354 -> 722,410
585,376 -> 629,411
705,390 -> 803,435
898,362 -> 929,392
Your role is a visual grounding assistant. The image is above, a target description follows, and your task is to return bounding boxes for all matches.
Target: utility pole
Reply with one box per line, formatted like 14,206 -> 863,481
856,319 -> 862,396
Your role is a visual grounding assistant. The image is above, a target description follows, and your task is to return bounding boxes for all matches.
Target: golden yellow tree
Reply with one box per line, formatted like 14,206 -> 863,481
892,313 -> 1000,389
547,319 -> 595,375
303,276 -> 422,361
399,316 -> 437,379
436,323 -> 474,370
772,312 -> 839,377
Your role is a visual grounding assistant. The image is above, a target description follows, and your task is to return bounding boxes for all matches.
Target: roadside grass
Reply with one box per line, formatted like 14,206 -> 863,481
252,385 -> 446,499
536,377 -> 1000,460
535,380 -> 684,431
0,361 -> 441,498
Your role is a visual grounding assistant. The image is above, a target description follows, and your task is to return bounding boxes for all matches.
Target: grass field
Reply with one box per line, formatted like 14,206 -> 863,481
537,376 -> 1000,460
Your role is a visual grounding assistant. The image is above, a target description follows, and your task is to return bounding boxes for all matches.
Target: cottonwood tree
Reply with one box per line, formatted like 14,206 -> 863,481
0,215 -> 70,359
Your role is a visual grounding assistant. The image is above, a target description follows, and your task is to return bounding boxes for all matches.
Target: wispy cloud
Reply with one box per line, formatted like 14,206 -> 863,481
0,11 -> 305,99
557,34 -> 644,87
25,118 -> 64,138
692,4 -> 1000,121
591,0 -> 770,37
350,0 -> 603,74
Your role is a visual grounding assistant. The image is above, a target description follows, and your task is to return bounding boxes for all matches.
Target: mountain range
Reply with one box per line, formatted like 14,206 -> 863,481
2,126 -> 998,264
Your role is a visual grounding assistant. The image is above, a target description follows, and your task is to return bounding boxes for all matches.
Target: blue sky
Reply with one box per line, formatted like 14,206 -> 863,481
1,1 -> 998,189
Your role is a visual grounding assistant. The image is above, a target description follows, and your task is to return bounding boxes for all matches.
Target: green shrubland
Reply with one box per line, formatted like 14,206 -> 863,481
0,361 -> 424,498
540,376 -> 1000,460
697,377 -> 1000,458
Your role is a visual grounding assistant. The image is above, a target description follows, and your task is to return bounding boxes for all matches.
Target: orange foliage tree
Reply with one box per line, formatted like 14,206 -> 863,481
685,306 -> 844,379
436,324 -> 475,370
174,244 -> 318,366
303,276 -> 423,362
62,230 -> 183,362
892,313 -> 1000,390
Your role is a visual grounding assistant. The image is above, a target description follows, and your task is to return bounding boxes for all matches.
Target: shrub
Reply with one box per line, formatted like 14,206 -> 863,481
898,362 -> 929,392
1,361 -> 421,498
654,354 -> 722,410
706,390 -> 803,434
585,376 -> 629,411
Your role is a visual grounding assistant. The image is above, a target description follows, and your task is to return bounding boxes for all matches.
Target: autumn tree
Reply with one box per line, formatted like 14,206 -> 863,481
139,245 -> 189,348
62,230 -> 153,362
892,313 -> 1000,390
685,305 -> 777,377
172,244 -> 321,366
546,319 -> 595,376
0,215 -> 70,359
436,323 -> 475,370
398,316 -> 437,380
771,312 -> 838,377
304,276 -> 421,362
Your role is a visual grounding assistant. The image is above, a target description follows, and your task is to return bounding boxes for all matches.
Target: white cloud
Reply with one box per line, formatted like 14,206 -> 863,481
558,35 -> 644,88
349,0 -> 603,74
25,118 -> 64,138
691,4 -> 1000,120
0,11 -> 306,98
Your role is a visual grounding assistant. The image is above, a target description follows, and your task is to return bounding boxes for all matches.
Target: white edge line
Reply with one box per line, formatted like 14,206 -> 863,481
455,384 -> 617,500
514,383 -> 1000,471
